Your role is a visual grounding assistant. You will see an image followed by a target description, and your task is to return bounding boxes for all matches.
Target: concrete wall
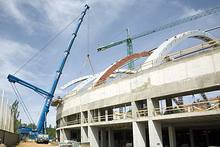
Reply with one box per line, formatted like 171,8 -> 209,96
0,129 -> 19,147
57,47 -> 220,119
0,95 -> 14,133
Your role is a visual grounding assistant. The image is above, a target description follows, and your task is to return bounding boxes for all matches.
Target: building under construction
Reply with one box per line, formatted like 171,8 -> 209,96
53,29 -> 220,147
0,92 -> 19,146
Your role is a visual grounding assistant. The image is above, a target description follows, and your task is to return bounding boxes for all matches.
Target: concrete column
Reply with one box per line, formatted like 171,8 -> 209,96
60,129 -> 69,142
108,128 -> 114,147
0,93 -> 3,130
189,129 -> 195,147
88,110 -> 93,123
8,110 -> 11,132
65,129 -> 71,140
105,110 -> 108,122
131,101 -> 138,118
98,109 -> 101,122
88,126 -> 99,147
11,112 -> 14,133
168,125 -> 176,147
147,98 -> 159,117
60,118 -> 66,127
100,129 -> 104,147
81,126 -> 88,143
81,112 -> 84,124
0,90 -> 4,130
59,130 -> 63,142
133,122 -> 146,147
4,98 -> 8,131
148,120 -> 163,147
100,129 -> 107,147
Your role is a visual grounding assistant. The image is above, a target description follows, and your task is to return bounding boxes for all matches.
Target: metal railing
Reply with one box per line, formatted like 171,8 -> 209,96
136,109 -> 148,118
59,119 -> 81,127
90,112 -> 132,123
154,98 -> 220,115
57,98 -> 220,128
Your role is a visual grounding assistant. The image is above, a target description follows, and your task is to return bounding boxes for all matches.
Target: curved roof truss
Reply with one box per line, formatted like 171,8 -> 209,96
144,30 -> 218,63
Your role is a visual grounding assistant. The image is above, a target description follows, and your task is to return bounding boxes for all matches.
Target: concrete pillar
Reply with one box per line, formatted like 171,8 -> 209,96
60,118 -> 66,127
98,109 -> 101,122
105,110 -> 108,122
133,122 -> 146,147
168,125 -> 176,147
189,129 -> 195,147
131,101 -> 138,118
100,129 -> 104,147
59,130 -> 64,142
100,129 -> 107,147
147,98 -> 159,117
88,110 -> 93,123
60,129 -> 69,142
108,128 -> 114,147
8,110 -> 11,132
11,112 -> 14,133
88,126 -> 99,147
81,126 -> 88,143
148,120 -> 163,147
4,98 -> 8,131
65,129 -> 71,140
0,94 -> 3,130
81,112 -> 84,124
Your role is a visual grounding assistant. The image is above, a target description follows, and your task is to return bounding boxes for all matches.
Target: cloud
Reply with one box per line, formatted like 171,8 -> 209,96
0,37 -> 41,95
182,6 -> 203,17
0,0 -> 136,35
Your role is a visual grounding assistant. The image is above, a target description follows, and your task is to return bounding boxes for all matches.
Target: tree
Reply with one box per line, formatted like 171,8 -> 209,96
46,124 -> 56,139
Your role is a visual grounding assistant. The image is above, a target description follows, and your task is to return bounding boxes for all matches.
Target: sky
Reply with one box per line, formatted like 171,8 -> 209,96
0,0 -> 219,127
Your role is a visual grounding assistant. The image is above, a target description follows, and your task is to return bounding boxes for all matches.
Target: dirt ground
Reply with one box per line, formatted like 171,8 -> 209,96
16,142 -> 58,147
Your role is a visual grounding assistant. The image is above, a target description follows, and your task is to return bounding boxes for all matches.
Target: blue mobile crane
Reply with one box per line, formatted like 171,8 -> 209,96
7,4 -> 89,143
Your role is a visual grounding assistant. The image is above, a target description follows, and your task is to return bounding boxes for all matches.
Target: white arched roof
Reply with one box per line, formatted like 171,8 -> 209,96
144,30 -> 218,64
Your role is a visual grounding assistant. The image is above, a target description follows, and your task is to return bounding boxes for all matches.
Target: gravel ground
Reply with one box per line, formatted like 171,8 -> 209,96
16,142 -> 58,147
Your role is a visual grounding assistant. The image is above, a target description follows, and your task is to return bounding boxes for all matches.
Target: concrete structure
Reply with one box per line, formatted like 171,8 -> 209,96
0,91 -> 15,133
55,31 -> 220,147
0,91 -> 18,146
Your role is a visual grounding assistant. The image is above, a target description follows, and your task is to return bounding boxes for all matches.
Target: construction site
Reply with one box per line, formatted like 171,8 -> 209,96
54,31 -> 220,147
0,1 -> 220,147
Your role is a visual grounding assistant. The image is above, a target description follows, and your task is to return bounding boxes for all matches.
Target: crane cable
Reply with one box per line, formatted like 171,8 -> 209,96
13,14 -> 82,75
11,83 -> 34,124
10,83 -> 35,125
86,10 -> 95,75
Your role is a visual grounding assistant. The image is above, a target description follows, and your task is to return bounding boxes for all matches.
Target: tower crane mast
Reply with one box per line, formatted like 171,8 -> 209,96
97,5 -> 220,53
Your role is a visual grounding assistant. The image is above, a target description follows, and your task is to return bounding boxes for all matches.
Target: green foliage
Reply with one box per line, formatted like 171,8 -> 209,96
27,123 -> 37,129
46,124 -> 56,139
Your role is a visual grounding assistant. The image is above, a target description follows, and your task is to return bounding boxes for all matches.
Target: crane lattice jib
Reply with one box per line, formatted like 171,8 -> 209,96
97,5 -> 220,52
7,5 -> 90,134
36,4 -> 89,133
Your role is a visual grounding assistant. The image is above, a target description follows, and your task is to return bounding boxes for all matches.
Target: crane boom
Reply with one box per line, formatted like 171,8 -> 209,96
7,5 -> 90,134
97,5 -> 220,52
